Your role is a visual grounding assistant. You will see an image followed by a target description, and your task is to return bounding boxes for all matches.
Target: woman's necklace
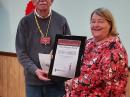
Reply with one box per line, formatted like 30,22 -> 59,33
34,13 -> 52,45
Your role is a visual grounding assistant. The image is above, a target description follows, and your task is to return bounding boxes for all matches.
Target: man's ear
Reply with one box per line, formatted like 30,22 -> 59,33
31,0 -> 36,6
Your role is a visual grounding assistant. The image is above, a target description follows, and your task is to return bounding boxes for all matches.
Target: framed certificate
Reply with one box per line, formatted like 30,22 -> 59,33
48,34 -> 87,79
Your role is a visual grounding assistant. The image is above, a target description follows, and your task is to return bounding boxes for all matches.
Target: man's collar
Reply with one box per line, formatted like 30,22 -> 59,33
34,9 -> 52,19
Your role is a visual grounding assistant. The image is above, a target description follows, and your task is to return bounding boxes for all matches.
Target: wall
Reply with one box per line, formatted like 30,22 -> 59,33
0,0 -> 27,52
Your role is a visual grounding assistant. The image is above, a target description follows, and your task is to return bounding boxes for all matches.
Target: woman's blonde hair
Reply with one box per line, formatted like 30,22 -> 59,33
90,8 -> 119,36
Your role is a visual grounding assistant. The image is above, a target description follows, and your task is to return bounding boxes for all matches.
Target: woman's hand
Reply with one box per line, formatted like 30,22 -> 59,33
65,79 -> 73,91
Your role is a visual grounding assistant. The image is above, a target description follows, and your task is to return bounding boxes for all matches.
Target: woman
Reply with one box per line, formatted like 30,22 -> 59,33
64,8 -> 128,97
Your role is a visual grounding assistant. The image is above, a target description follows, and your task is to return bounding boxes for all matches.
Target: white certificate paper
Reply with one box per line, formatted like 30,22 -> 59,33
52,42 -> 80,78
48,35 -> 86,79
38,53 -> 51,73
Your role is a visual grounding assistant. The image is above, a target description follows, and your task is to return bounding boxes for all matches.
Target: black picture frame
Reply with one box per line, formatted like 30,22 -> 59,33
48,34 -> 87,80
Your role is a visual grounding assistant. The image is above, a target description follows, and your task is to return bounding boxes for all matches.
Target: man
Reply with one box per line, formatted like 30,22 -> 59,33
15,0 -> 71,97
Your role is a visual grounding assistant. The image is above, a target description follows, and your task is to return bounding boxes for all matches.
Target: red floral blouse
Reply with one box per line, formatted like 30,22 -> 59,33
65,36 -> 128,97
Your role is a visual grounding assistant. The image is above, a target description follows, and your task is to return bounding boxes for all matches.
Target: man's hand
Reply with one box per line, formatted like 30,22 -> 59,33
35,69 -> 50,81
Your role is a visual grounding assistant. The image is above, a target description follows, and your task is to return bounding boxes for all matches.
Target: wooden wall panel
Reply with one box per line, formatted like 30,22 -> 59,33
19,61 -> 26,97
126,72 -> 130,97
0,53 -> 130,97
0,54 -> 25,97
8,57 -> 20,97
0,55 -> 3,97
0,55 -> 8,97
0,59 -> 1,97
